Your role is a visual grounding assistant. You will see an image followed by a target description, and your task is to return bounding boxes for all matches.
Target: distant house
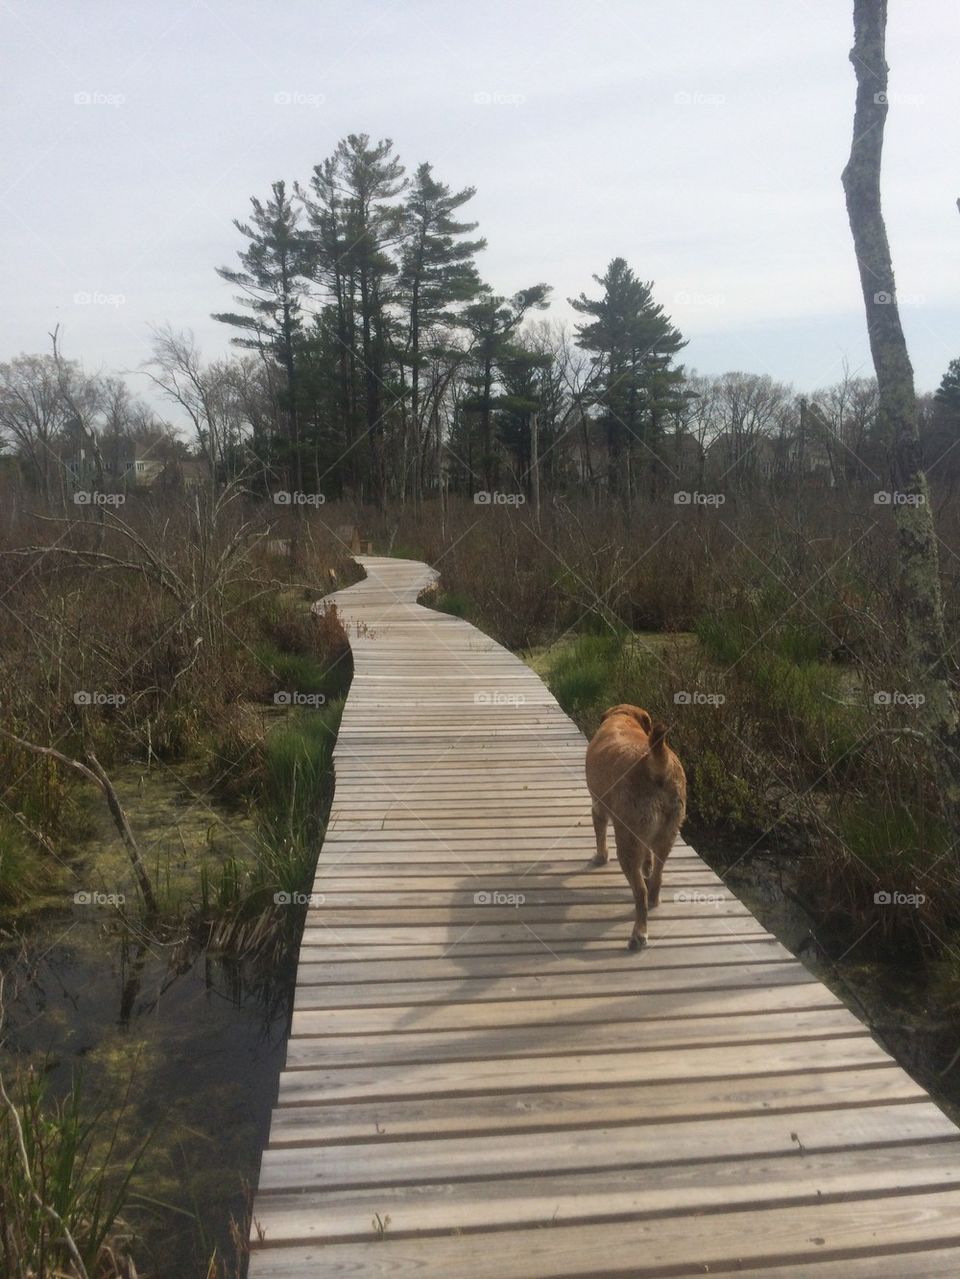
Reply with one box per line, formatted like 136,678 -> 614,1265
62,438 -> 205,493
159,457 -> 208,489
664,430 -> 705,479
117,445 -> 165,488
63,438 -> 163,489
704,430 -> 836,487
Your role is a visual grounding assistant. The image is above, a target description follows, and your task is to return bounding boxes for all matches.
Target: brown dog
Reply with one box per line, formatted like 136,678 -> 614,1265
585,705 -> 687,950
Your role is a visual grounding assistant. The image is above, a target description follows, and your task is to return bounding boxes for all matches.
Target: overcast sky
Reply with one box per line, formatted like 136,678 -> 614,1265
2,0 -> 957,418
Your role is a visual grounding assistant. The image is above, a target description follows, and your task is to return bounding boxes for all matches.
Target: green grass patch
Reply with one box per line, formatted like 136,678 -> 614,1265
544,632 -> 625,728
426,590 -> 472,618
253,640 -> 331,697
836,799 -> 951,880
0,1068 -> 146,1277
0,821 -> 41,909
207,700 -> 344,959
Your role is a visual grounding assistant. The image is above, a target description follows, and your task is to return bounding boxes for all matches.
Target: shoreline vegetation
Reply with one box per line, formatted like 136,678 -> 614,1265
0,496 -> 357,1278
4,488 -> 960,1273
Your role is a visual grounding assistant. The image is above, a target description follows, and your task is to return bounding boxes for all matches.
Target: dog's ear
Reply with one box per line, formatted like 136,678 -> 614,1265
633,708 -> 653,734
649,720 -> 670,750
600,704 -> 654,733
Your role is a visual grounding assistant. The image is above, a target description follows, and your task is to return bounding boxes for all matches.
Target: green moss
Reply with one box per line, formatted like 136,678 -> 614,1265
426,590 -> 472,618
0,819 -> 42,907
544,632 -> 624,725
689,749 -> 761,829
837,799 -> 951,878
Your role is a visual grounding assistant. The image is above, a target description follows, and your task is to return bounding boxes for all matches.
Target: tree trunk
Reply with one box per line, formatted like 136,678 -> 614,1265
481,357 -> 495,492
529,410 -> 541,529
842,0 -> 960,821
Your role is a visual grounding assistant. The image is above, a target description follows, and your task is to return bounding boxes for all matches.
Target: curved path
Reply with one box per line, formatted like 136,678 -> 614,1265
248,556 -> 960,1277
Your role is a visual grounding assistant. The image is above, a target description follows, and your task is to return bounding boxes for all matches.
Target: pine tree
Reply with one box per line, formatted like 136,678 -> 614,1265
934,357 -> 960,422
461,284 -> 551,491
213,180 -> 314,492
496,340 -> 553,490
298,156 -> 361,493
327,135 -> 406,508
570,258 -> 685,501
398,163 -> 486,501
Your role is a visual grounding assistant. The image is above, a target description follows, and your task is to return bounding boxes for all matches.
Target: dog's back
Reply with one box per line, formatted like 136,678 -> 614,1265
586,704 -> 686,837
585,704 -> 686,949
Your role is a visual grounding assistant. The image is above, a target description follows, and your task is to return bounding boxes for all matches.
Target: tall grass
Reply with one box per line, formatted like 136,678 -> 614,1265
0,1066 -> 146,1279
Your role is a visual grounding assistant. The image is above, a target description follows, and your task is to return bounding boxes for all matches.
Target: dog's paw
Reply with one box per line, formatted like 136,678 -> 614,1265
648,895 -> 660,909
628,934 -> 648,952
592,853 -> 608,867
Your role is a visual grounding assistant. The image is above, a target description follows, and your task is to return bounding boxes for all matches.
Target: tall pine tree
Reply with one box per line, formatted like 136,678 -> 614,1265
462,284 -> 551,491
398,163 -> 486,501
212,180 -> 315,492
570,258 -> 685,501
328,135 -> 406,508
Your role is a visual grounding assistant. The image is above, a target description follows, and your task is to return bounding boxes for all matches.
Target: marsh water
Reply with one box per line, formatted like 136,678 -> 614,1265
689,821 -> 960,1128
0,760 -> 297,1277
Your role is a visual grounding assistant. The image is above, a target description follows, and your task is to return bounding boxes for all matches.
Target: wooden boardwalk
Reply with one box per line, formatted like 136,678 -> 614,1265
248,556 -> 960,1277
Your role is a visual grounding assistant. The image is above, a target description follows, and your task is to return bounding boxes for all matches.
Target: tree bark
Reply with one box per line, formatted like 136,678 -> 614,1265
529,410 -> 541,529
842,0 -> 960,822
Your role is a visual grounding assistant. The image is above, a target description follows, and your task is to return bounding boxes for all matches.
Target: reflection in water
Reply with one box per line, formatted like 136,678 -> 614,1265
0,767 -> 298,1278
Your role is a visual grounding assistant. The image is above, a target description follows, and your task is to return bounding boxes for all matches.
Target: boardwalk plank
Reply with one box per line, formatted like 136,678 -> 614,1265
248,557 -> 960,1277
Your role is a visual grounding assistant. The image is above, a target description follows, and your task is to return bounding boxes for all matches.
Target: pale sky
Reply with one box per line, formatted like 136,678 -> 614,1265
2,0 -> 957,417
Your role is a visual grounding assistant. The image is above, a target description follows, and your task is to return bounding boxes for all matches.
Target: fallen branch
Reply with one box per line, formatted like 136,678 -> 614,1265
0,728 -> 158,914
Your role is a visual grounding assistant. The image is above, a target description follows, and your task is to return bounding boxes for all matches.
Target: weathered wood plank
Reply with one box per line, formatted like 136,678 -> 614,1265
257,1102 -> 958,1191
252,1141 -> 960,1245
275,1036 -> 894,1106
248,1191 -> 960,1277
248,556 -> 960,1277
267,1067 -> 925,1147
282,1007 -> 869,1069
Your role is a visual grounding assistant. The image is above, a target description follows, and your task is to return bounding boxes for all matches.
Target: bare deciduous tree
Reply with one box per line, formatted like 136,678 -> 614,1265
842,0 -> 960,824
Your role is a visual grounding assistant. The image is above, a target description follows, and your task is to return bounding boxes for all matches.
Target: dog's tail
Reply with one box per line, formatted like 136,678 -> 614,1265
639,720 -> 673,778
649,720 -> 670,754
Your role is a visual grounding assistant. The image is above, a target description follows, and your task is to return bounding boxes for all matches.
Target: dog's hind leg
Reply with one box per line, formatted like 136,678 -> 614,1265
614,825 -> 649,950
645,830 -> 676,910
591,804 -> 609,866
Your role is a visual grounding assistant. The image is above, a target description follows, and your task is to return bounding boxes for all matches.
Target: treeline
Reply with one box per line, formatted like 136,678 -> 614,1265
2,132 -> 960,508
